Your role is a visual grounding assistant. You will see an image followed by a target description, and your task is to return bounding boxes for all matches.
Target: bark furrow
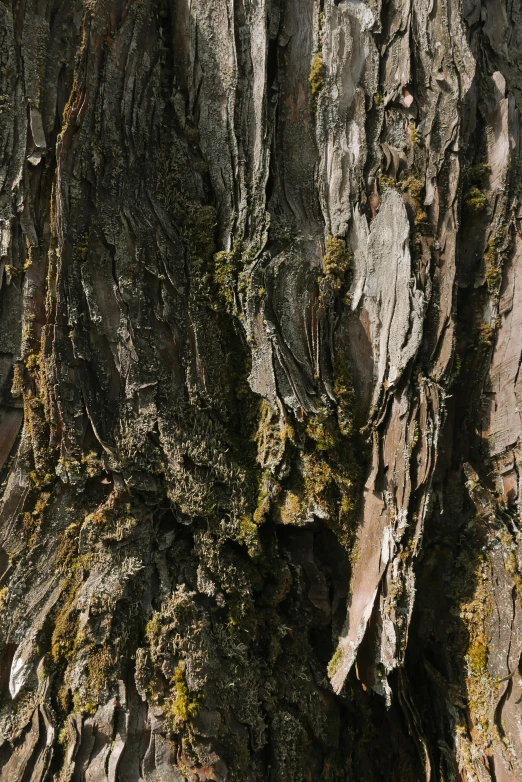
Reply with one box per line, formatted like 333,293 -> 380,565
1,0 -> 522,780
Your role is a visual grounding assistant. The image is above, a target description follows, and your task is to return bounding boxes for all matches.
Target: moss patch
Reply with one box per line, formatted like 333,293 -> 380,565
322,236 -> 352,293
327,646 -> 343,678
164,664 -> 204,730
309,52 -> 325,97
464,186 -> 488,214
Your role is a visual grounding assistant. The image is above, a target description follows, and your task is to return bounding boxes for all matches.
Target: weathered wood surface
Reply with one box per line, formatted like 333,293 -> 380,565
1,0 -> 522,779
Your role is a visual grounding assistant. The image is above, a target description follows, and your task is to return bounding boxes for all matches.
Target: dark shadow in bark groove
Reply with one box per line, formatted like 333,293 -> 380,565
406,471 -> 485,781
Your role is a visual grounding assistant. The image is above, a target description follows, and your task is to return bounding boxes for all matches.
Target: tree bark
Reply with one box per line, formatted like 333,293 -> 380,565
0,0 -> 521,779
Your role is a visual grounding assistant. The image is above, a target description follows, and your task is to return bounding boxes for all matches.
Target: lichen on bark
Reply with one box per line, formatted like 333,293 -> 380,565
1,0 -> 522,780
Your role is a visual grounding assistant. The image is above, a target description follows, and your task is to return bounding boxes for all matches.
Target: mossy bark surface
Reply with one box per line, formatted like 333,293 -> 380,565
1,0 -> 522,780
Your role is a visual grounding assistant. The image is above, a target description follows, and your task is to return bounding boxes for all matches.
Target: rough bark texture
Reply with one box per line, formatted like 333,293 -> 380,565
1,0 -> 522,780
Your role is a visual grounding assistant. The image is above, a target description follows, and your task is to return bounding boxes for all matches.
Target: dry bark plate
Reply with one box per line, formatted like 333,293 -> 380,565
0,0 -> 521,780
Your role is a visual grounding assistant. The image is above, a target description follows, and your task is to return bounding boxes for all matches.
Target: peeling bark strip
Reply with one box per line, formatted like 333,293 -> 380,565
1,0 -> 522,780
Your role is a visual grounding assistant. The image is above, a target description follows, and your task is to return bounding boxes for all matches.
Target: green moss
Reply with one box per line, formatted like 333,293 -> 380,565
56,523 -> 82,573
32,492 -> 51,517
293,329 -> 367,549
51,577 -> 81,665
25,353 -> 40,377
309,52 -> 325,96
379,172 -> 426,231
408,123 -> 421,145
302,454 -> 332,496
401,174 -> 424,202
327,646 -> 343,678
448,514 -> 500,753
81,498 -> 138,543
464,186 -> 488,214
4,263 -> 20,282
252,403 -> 295,524
467,639 -> 488,674
84,645 -> 115,707
333,351 -> 355,437
164,664 -> 204,730
349,541 -> 360,568
499,529 -> 522,605
253,470 -> 274,525
57,457 -> 81,478
462,159 -> 492,217
145,613 -> 162,642
461,560 -> 500,743
484,250 -> 501,293
81,451 -> 103,478
322,236 -> 352,292
213,241 -> 243,312
236,516 -> 262,557
50,528 -> 91,668
306,408 -> 339,451
15,309 -> 58,484
378,174 -> 395,191
29,470 -> 55,491
415,208 -> 428,225
72,692 -> 97,716
477,321 -> 495,348
278,491 -> 302,525
483,227 -> 507,296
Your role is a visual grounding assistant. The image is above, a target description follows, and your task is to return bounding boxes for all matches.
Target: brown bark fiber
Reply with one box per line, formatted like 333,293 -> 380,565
1,0 -> 522,779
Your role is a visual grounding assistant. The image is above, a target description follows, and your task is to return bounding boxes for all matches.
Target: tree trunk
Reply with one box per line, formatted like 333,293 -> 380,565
0,0 -> 521,779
